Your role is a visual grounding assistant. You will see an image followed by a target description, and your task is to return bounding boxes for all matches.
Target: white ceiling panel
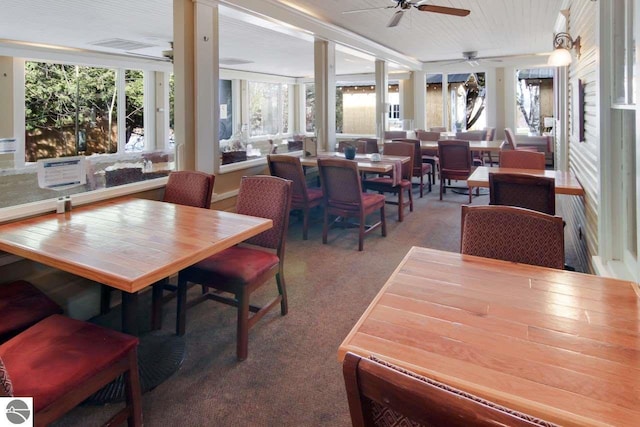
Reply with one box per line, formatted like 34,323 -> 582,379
0,0 -> 564,77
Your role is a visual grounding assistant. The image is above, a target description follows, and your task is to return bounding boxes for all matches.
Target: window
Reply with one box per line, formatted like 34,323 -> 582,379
426,73 -> 444,129
447,73 -> 486,132
25,62 -> 119,161
336,83 -> 376,134
516,68 -> 555,135
0,58 -> 172,211
305,83 -> 315,132
248,81 -> 289,137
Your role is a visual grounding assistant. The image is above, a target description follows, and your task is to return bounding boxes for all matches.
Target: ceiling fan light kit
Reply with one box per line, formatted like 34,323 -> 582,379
343,0 -> 471,27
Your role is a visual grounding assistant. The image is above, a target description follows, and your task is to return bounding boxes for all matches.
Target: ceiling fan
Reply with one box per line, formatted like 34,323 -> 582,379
343,0 -> 470,28
442,51 -> 503,67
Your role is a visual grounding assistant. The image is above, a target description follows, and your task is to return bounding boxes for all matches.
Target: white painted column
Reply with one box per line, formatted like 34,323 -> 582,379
193,0 -> 219,173
375,59 -> 388,138
412,70 -> 426,131
173,0 -> 196,170
503,66 -> 517,134
441,73 -> 449,130
493,67 -> 507,140
294,82 -> 305,134
313,39 -> 336,151
399,77 -> 413,130
155,71 -> 170,150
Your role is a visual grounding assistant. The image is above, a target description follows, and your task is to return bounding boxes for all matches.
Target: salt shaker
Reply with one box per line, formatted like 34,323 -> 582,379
64,196 -> 72,212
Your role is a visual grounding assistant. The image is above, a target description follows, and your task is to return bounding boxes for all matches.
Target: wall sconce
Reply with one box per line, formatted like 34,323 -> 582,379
548,32 -> 581,66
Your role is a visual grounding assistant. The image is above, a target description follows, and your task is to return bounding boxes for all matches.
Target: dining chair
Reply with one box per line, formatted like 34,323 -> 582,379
163,170 -> 215,208
317,158 -> 386,251
0,280 -> 63,343
460,205 -> 565,269
363,142 -> 414,221
103,170 -> 216,325
343,352 -> 557,427
353,138 -> 380,154
391,138 -> 432,197
437,139 -> 476,203
416,130 -> 440,184
499,150 -> 546,169
489,172 -> 555,215
175,175 -> 292,361
0,314 -> 142,426
268,154 -> 323,240
455,131 -> 485,166
502,128 -> 538,152
383,130 -> 407,140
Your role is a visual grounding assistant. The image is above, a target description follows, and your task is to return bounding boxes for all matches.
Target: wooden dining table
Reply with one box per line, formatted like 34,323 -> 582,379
0,197 -> 272,335
300,152 -> 410,174
467,166 -> 584,196
338,246 -> 640,427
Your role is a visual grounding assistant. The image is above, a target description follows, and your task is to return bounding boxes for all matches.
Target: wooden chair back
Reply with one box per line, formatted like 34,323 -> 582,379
437,139 -> 472,178
499,151 -> 546,170
415,130 -> 440,141
384,130 -> 407,140
489,172 -> 555,215
354,138 -> 380,154
429,126 -> 447,132
461,205 -> 564,269
268,155 -> 308,205
343,352 -> 557,427
317,158 -> 364,213
383,141 -> 414,180
455,130 -> 485,141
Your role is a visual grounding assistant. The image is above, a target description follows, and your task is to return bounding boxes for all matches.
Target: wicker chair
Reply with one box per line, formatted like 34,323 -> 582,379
176,176 -> 292,360
268,154 -> 323,240
343,352 -> 557,427
460,205 -> 564,269
317,158 -> 386,251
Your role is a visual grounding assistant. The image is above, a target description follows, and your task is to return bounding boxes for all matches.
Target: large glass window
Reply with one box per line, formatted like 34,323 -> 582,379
248,81 -> 288,137
516,68 -> 554,135
25,62 -> 118,161
125,70 -> 144,152
447,73 -> 486,132
336,83 -> 376,134
426,73 -> 443,129
305,83 -> 315,133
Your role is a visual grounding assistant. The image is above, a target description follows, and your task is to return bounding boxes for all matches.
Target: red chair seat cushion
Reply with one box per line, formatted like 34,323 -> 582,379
363,177 -> 412,189
0,280 -> 63,342
306,187 -> 323,203
291,187 -> 323,208
0,314 -> 138,412
361,193 -> 386,210
183,246 -> 279,286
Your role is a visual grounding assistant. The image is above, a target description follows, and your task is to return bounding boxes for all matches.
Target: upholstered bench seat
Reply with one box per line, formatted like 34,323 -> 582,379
0,280 -> 62,342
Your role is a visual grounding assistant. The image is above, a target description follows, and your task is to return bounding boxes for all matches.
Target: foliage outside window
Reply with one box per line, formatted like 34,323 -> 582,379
124,70 -> 145,152
248,81 -> 288,137
25,62 -> 119,162
305,84 -> 315,132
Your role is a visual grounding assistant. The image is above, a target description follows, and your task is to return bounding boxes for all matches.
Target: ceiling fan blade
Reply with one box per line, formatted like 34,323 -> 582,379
387,10 -> 405,27
417,5 -> 471,16
342,6 -> 395,14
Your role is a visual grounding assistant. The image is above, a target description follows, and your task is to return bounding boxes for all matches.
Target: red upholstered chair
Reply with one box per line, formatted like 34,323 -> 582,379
383,130 -> 407,140
392,138 -> 432,197
0,280 -> 62,343
317,158 -> 386,251
437,140 -> 476,203
0,314 -> 142,426
489,172 -> 555,215
502,128 -> 538,152
363,142 -> 414,222
175,176 -> 292,360
163,170 -> 215,208
460,205 -> 565,269
268,154 -> 323,240
416,130 -> 440,185
455,131 -> 485,166
343,352 -> 556,427
354,138 -> 380,154
498,150 -> 546,170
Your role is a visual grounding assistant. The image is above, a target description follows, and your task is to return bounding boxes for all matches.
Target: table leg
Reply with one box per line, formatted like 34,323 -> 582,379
151,281 -> 164,330
121,292 -> 139,336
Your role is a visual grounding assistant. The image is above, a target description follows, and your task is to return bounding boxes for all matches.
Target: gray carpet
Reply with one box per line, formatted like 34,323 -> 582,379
55,186 -> 582,426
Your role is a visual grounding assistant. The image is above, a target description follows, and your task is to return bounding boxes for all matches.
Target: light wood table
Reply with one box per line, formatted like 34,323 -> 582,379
0,197 -> 272,334
420,139 -> 504,153
339,246 -> 640,427
467,166 -> 584,196
300,152 -> 410,174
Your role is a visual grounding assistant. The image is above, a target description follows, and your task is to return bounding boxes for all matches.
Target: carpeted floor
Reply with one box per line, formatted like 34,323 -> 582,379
55,185 -> 582,427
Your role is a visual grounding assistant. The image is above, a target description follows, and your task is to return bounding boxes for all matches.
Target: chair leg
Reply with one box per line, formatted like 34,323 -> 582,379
398,189 -> 404,222
380,205 -> 387,237
468,186 -> 472,204
302,207 -> 309,240
419,174 -> 424,198
276,270 -> 288,315
322,209 -> 329,244
176,275 -> 188,336
236,288 -> 250,361
439,179 -> 444,200
125,350 -> 143,426
408,187 -> 413,212
358,215 -> 365,251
